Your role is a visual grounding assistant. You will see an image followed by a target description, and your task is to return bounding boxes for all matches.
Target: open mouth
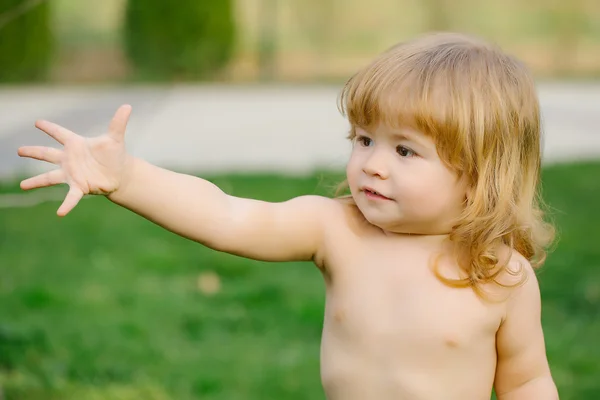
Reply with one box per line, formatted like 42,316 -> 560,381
363,188 -> 391,200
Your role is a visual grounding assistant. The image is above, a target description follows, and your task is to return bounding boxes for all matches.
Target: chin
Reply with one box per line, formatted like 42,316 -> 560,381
358,208 -> 403,231
358,208 -> 445,235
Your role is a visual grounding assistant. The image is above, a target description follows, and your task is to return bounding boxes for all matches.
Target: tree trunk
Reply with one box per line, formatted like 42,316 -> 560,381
257,0 -> 279,81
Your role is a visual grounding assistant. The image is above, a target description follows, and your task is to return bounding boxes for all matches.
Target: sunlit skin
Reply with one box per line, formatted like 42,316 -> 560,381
16,109 -> 557,399
17,32 -> 559,400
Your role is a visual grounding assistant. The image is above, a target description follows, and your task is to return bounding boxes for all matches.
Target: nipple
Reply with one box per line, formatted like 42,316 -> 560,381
443,332 -> 462,348
333,309 -> 345,323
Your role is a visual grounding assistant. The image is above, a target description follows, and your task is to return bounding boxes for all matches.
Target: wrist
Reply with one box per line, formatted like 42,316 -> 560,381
108,154 -> 138,203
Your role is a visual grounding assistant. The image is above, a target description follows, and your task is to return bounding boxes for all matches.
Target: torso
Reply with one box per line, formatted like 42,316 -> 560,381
316,201 -> 508,400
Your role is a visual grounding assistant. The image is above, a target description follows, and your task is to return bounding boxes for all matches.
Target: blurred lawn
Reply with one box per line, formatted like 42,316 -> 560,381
0,162 -> 599,399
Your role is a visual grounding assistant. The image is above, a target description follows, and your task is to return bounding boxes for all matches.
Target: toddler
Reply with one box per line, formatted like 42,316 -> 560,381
18,32 -> 559,399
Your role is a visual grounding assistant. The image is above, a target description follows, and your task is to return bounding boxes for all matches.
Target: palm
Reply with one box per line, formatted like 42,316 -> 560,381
63,134 -> 126,195
17,105 -> 132,216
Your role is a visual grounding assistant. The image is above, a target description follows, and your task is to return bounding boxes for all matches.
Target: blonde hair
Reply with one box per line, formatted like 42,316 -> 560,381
337,32 -> 556,294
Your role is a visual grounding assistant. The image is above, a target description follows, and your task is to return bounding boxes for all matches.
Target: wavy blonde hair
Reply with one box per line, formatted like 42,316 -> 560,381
337,32 -> 556,294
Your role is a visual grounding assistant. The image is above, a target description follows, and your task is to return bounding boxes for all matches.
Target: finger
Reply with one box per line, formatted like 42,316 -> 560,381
35,120 -> 74,145
57,187 -> 84,217
17,146 -> 62,165
20,169 -> 65,191
108,104 -> 132,142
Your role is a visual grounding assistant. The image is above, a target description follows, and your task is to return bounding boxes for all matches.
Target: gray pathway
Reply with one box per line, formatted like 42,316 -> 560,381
1,83 -> 599,181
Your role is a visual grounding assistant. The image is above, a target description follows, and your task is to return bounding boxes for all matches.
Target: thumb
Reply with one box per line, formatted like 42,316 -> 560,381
108,104 -> 132,142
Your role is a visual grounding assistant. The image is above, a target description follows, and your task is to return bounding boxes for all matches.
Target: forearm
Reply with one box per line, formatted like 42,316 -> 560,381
496,376 -> 559,400
108,156 -> 231,247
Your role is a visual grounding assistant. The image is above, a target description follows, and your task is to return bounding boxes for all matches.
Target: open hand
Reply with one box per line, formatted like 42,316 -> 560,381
17,104 -> 133,216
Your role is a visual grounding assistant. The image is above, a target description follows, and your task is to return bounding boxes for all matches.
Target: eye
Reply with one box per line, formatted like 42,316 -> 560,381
357,136 -> 373,147
396,145 -> 415,157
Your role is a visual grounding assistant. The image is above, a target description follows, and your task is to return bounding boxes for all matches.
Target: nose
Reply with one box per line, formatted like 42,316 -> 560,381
362,149 -> 389,179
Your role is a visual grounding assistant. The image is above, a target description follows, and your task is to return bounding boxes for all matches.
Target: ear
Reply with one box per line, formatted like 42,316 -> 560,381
459,173 -> 473,203
466,185 -> 474,202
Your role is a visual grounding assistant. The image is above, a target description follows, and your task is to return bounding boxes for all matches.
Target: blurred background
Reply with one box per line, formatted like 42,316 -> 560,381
2,0 -> 600,83
0,0 -> 599,399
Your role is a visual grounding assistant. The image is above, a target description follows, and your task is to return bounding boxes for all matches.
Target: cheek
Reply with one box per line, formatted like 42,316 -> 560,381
346,152 -> 361,181
423,171 -> 466,211
393,165 -> 434,194
397,166 -> 460,205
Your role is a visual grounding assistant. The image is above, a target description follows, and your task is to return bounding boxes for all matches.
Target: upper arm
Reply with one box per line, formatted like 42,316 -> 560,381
207,194 -> 338,266
494,260 -> 555,397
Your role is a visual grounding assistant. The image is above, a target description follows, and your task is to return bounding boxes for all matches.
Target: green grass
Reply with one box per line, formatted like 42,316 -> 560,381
0,162 -> 599,399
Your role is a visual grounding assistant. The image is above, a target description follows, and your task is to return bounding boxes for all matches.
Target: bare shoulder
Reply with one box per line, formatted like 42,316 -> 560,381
494,246 -> 542,316
327,196 -> 380,238
305,195 -> 378,272
288,194 -> 349,224
285,193 -> 340,211
284,195 -> 362,268
293,195 -> 389,274
497,247 -> 536,286
279,194 -> 367,235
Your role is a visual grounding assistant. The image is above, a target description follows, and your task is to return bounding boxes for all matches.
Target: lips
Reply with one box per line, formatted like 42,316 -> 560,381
362,187 -> 392,201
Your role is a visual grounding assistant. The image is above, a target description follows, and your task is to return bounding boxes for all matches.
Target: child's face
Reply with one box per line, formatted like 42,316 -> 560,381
346,124 -> 468,235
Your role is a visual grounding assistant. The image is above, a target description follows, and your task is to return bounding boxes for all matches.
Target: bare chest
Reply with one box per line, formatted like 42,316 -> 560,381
322,248 -> 504,358
318,228 -> 505,399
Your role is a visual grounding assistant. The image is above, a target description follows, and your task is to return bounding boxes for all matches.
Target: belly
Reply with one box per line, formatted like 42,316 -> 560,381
320,333 -> 497,400
321,365 -> 495,400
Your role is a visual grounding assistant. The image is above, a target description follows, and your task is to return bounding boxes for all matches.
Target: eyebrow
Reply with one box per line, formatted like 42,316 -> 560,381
389,130 -> 433,148
356,126 -> 433,148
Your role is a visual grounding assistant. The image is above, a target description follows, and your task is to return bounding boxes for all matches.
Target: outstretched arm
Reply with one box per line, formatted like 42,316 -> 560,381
109,156 -> 332,263
494,262 -> 559,400
18,105 -> 334,265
